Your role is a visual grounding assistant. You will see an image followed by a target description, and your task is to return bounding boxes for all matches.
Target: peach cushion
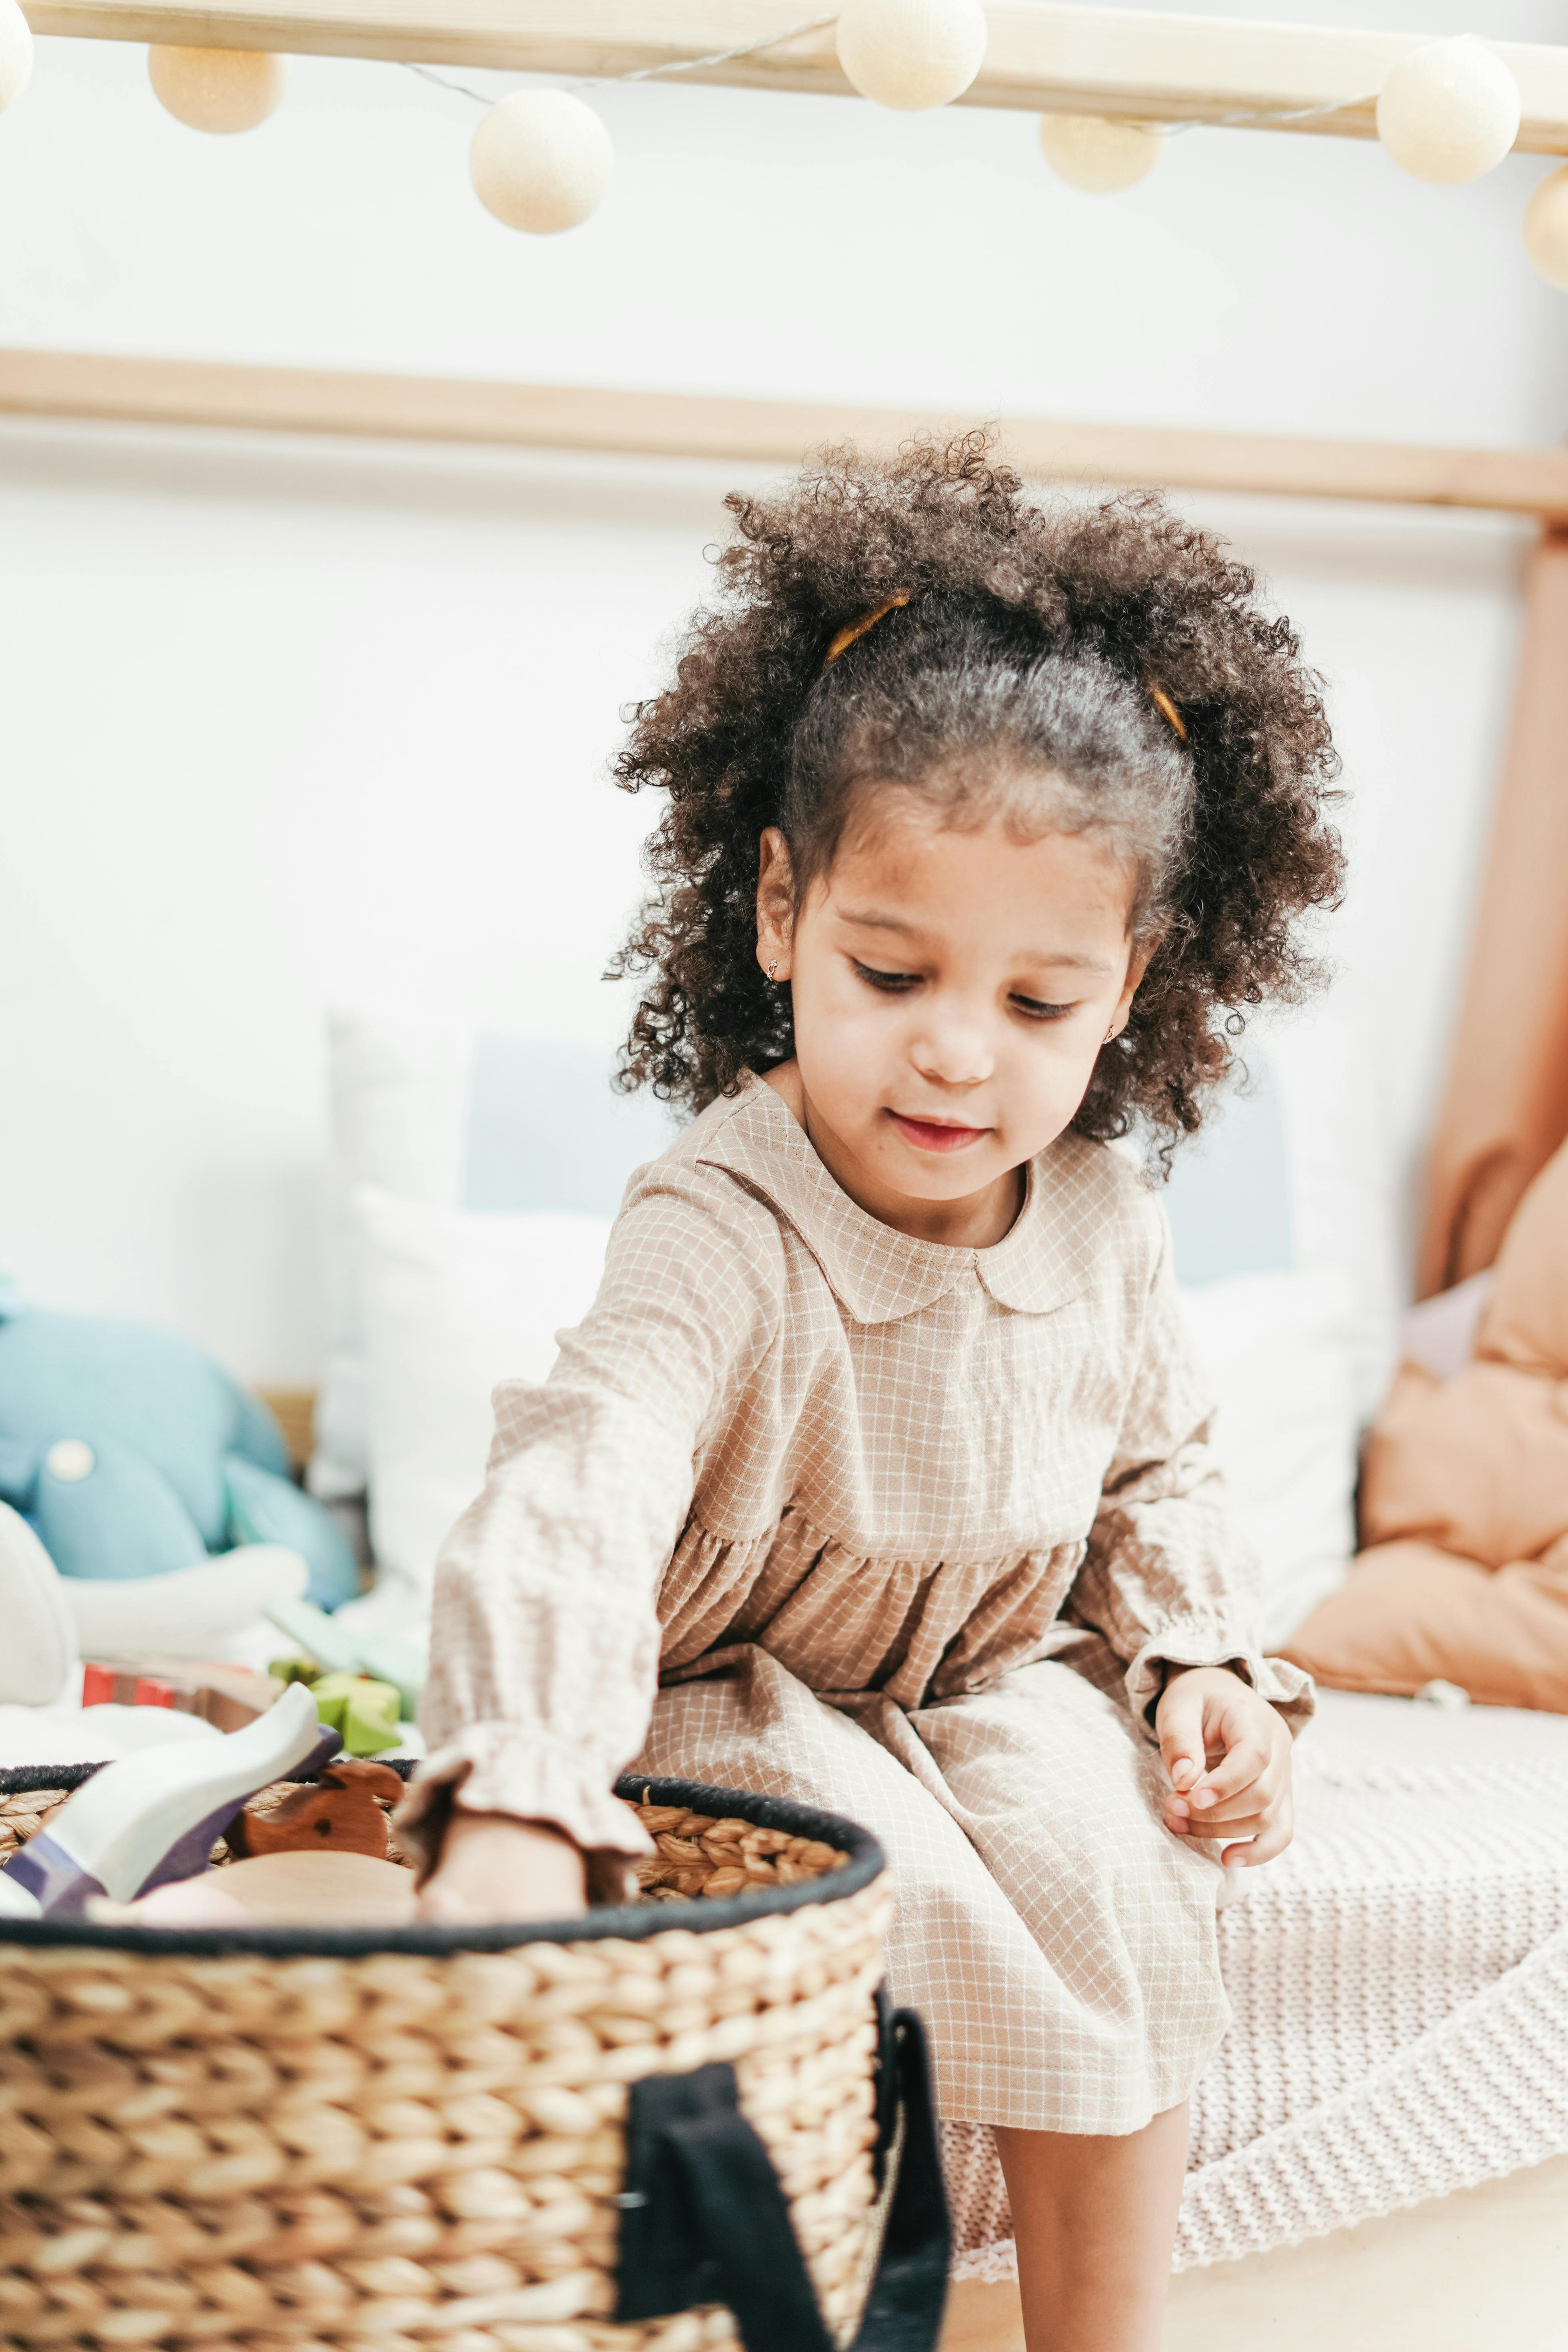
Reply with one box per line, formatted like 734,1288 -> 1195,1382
1287,1134 -> 1568,1710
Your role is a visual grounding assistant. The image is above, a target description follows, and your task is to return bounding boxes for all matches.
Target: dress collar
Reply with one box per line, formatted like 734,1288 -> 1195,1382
695,1073 -> 1099,1324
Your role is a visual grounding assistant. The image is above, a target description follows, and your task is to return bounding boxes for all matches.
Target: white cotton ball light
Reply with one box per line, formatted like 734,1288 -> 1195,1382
1375,36 -> 1520,185
1524,164 -> 1568,291
1039,114 -> 1160,194
469,90 -> 614,234
836,0 -> 988,113
148,45 -> 288,133
0,0 -> 33,114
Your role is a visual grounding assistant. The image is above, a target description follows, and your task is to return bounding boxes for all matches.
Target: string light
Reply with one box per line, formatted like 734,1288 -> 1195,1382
0,4 -> 1554,281
1039,114 -> 1160,194
470,89 -> 613,233
148,46 -> 287,134
408,10 -> 838,233
0,0 -> 31,114
835,0 -> 987,113
1524,164 -> 1568,291
1375,36 -> 1520,185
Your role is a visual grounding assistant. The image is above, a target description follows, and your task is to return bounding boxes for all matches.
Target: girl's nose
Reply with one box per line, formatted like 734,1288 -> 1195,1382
911,1010 -> 995,1087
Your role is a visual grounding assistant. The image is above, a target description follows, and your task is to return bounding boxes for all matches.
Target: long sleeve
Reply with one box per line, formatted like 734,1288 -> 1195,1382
397,1165 -> 783,1874
1069,1207 -> 1315,1738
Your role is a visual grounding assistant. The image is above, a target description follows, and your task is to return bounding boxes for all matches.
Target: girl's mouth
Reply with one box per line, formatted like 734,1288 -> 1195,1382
889,1111 -> 989,1154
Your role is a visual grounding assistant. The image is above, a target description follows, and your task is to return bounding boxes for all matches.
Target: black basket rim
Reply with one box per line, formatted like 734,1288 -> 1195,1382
0,1767 -> 885,1960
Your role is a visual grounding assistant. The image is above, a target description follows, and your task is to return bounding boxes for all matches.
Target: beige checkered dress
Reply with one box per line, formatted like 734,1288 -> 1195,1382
407,1074 -> 1312,2137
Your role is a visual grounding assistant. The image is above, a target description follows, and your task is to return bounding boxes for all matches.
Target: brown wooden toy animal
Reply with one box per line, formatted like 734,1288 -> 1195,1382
223,1758 -> 404,1861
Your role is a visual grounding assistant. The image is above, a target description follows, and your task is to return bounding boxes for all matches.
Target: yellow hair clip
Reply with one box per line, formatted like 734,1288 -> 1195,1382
824,591 -> 912,668
1148,683 -> 1188,743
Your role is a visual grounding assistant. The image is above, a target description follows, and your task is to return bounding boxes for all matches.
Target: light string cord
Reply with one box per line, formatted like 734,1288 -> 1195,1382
1157,90 -> 1380,136
401,22 -> 1377,135
401,14 -> 840,110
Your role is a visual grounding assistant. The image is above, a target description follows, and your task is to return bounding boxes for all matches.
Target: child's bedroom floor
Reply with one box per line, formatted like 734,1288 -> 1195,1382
940,2151 -> 1568,2350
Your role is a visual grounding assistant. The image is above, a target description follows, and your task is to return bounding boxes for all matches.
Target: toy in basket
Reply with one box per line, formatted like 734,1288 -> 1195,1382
0,1704 -> 948,2352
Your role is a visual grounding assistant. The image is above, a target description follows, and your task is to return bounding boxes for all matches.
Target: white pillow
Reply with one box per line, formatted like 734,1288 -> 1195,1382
313,1015 -> 476,1502
315,1012 -> 670,1502
1178,1269 -> 1359,1649
356,1187 -> 612,1621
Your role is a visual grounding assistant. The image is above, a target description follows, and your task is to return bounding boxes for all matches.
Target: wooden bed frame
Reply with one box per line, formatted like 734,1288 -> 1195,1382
22,2 -> 1568,158
6,346 -> 1568,521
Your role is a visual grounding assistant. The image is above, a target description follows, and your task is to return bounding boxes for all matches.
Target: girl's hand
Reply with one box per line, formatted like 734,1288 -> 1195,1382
1155,1666 -> 1294,1869
415,1812 -> 587,1924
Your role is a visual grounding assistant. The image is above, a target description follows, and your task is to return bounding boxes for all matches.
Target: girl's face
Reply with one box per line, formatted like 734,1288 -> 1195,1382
756,792 -> 1150,1247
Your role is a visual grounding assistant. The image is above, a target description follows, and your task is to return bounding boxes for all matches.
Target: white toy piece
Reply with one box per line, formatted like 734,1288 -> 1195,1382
62,1543 -> 308,1662
80,1706 -> 220,1751
1039,114 -> 1161,194
1376,36 -> 1520,186
0,1501 -> 78,1707
0,0 -> 30,112
470,91 -> 614,234
148,45 -> 288,134
1,1680 -> 335,1917
835,0 -> 987,113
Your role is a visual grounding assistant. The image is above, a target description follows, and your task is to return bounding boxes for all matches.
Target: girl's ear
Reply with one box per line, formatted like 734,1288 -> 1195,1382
756,828 -> 796,981
1112,936 -> 1159,1028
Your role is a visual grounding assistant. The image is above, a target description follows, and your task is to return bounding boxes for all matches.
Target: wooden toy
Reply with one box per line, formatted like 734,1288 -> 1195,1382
224,1757 -> 402,1860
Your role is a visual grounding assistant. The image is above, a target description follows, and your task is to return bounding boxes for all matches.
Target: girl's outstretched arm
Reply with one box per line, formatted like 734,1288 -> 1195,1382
392,1164 -> 784,1906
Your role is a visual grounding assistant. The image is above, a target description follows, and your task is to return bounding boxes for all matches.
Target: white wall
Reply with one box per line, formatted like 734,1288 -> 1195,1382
0,4 -> 1562,1382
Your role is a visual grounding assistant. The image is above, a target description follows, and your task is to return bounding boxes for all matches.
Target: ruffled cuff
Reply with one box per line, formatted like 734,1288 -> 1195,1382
394,1721 -> 655,1890
1122,1622 -> 1317,1739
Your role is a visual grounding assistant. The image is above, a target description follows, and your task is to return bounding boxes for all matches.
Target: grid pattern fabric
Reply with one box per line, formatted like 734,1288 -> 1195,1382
406,1072 -> 1311,2138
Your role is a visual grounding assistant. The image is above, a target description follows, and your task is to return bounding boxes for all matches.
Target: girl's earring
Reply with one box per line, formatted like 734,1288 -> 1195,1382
767,960 -> 778,983
1104,1025 -> 1119,1044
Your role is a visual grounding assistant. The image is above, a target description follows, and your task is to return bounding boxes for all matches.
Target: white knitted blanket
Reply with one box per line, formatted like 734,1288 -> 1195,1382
944,1689 -> 1568,2274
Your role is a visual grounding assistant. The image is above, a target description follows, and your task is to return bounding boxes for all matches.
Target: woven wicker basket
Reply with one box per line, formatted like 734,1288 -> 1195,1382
0,1766 -> 947,2352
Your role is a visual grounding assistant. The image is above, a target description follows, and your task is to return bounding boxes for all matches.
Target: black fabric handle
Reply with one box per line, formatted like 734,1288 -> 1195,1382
615,2007 -> 950,2352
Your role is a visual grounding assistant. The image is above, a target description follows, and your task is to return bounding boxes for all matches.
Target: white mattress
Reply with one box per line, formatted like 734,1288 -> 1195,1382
945,1689 -> 1568,2274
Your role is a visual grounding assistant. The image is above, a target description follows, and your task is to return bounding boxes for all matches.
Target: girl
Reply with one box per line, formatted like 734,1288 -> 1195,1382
397,437 -> 1343,2352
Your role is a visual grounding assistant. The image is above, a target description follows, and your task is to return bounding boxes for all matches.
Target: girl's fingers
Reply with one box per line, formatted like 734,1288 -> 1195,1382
1226,1817 -> 1294,1867
1186,1734 -> 1273,1809
1182,1777 -> 1280,1827
1176,1810 -> 1267,1841
1157,1686 -> 1208,1793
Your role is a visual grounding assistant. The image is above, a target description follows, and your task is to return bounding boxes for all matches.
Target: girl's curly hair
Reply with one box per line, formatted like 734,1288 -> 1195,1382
610,432 -> 1343,1152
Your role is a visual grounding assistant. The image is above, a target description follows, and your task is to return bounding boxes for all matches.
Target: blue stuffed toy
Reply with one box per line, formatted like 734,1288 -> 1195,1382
0,1297 -> 357,1610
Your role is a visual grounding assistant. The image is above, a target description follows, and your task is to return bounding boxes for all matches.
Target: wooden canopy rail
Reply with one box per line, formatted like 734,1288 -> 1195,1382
4,347 -> 1568,519
23,1 -> 1568,154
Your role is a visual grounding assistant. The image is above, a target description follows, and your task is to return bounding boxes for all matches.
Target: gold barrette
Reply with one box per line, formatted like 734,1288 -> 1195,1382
1148,683 -> 1188,743
824,591 -> 912,667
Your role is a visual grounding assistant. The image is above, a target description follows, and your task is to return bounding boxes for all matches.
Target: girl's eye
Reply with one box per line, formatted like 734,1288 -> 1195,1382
852,960 -> 920,993
1011,993 -> 1074,1022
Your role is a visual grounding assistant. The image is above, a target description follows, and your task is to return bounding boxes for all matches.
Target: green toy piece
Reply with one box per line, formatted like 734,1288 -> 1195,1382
263,1594 -> 427,1717
308,1672 -> 402,1756
267,1655 -> 321,1689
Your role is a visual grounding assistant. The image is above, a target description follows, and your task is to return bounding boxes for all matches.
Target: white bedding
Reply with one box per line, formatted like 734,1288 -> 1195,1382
944,1689 -> 1568,2272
